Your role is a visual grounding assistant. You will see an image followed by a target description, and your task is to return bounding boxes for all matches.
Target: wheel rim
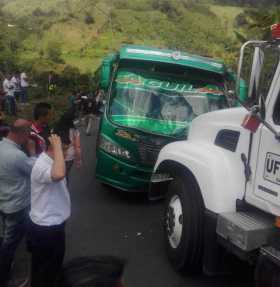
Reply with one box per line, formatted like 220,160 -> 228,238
166,195 -> 183,249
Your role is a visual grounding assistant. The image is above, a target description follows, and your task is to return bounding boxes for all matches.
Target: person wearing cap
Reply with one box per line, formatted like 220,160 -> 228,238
0,119 -> 36,287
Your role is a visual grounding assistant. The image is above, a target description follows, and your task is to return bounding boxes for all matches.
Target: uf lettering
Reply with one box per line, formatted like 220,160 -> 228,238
266,158 -> 280,175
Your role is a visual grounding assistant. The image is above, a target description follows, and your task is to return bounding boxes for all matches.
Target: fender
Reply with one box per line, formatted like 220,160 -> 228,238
154,139 -> 247,214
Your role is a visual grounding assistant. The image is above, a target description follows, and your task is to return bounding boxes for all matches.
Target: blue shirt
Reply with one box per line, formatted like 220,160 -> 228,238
0,138 -> 35,213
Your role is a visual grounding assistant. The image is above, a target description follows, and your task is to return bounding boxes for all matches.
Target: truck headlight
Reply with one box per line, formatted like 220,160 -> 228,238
99,136 -> 131,160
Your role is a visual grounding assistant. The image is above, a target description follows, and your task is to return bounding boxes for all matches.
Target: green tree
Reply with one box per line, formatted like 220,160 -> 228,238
242,7 -> 280,40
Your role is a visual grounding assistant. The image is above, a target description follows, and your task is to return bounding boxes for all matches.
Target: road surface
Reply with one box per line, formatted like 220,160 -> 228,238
64,128 -> 254,287
14,126 -> 254,287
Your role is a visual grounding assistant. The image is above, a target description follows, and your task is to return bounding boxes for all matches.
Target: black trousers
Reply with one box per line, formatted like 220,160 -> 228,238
0,208 -> 28,287
27,220 -> 66,287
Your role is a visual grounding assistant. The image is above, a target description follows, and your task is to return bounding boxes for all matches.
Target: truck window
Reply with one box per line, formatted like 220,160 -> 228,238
108,67 -> 228,137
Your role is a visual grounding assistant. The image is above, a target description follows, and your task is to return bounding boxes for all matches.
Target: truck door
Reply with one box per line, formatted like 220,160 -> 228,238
253,61 -> 280,210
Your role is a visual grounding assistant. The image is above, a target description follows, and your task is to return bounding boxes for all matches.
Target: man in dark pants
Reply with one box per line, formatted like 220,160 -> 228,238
0,119 -> 36,287
0,111 -> 9,140
28,133 -> 71,287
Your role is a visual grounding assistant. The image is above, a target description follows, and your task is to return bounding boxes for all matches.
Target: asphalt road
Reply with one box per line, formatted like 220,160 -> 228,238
63,126 -> 254,287
13,124 -> 254,287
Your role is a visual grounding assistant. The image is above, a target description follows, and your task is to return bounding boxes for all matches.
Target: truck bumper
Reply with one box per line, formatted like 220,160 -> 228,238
95,150 -> 152,192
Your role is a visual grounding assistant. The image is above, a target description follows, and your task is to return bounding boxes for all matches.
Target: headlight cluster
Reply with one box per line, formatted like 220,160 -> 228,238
99,136 -> 131,160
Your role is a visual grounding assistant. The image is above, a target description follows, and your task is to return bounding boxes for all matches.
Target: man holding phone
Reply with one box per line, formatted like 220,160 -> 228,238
27,132 -> 71,287
0,119 -> 36,287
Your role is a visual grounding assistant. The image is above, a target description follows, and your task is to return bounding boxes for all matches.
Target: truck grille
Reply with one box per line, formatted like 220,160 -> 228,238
138,142 -> 162,166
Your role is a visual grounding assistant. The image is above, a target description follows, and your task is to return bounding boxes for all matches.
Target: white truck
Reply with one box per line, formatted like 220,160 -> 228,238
150,24 -> 280,286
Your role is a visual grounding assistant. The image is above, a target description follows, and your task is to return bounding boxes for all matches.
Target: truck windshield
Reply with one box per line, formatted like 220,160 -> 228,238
108,68 -> 228,137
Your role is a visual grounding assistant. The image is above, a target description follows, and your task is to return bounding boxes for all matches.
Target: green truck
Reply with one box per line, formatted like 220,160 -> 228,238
94,45 -> 246,192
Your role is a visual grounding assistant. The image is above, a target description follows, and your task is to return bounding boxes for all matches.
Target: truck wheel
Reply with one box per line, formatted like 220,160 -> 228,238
164,170 -> 204,274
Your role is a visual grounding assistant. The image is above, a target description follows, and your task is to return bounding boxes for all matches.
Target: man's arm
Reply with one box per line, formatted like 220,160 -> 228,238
49,134 -> 66,182
17,152 -> 36,176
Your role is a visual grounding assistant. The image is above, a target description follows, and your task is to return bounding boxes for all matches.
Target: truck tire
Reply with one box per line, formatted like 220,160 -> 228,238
164,168 -> 204,274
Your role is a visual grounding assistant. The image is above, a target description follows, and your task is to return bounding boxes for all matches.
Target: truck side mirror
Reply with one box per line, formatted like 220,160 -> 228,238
99,53 -> 117,90
248,47 -> 264,100
100,64 -> 112,90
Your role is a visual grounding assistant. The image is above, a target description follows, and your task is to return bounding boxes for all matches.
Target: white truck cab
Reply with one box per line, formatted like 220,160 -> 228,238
151,24 -> 280,286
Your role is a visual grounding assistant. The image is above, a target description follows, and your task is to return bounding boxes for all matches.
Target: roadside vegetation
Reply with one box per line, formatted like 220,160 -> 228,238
0,0 -> 278,118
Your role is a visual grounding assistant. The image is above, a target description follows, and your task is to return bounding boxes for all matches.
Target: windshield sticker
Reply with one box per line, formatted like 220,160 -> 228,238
115,72 -> 223,95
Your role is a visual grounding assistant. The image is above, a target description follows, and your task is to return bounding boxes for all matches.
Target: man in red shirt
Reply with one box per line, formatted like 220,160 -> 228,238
30,102 -> 53,155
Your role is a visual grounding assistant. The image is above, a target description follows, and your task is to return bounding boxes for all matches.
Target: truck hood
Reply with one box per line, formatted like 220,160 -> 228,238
188,107 -> 248,143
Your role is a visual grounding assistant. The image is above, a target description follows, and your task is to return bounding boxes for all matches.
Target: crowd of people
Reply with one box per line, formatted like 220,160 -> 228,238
1,72 -> 30,116
0,99 -> 125,287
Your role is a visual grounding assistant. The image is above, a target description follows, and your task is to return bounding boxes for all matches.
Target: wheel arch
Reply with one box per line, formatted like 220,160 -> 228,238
156,160 -> 205,207
154,142 -> 245,213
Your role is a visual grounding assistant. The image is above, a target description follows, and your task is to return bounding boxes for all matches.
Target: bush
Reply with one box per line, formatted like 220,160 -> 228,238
152,0 -> 181,18
59,65 -> 80,89
46,41 -> 64,64
84,13 -> 95,25
234,13 -> 248,27
32,8 -> 45,17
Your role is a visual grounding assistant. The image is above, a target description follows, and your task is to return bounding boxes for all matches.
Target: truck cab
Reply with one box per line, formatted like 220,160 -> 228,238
94,45 -> 244,192
152,25 -> 280,286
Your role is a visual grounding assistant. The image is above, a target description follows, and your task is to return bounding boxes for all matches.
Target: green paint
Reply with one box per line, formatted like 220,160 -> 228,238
95,45 -> 242,192
111,115 -> 189,136
119,45 -> 226,75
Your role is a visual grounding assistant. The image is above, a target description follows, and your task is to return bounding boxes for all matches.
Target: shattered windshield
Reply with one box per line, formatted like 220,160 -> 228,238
109,69 -> 228,137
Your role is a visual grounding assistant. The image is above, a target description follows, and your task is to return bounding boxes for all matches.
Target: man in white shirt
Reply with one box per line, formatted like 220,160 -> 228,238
20,72 -> 29,104
11,72 -> 21,102
3,74 -> 16,115
27,132 -> 71,287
